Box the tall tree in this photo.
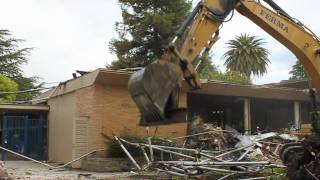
[0,29,39,101]
[289,60,307,81]
[0,30,32,77]
[223,34,270,77]
[109,0,191,69]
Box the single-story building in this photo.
[0,68,314,168]
[187,81,311,133]
[39,69,188,167]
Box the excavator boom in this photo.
[128,0,320,127]
[129,0,236,125]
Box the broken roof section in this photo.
[266,79,309,89]
[33,68,311,103]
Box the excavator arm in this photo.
[237,0,320,92]
[128,0,320,126]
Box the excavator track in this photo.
[280,138,320,179]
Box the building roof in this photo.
[34,68,311,102]
[31,88,55,104]
[194,80,309,101]
[0,104,49,111]
[266,79,310,89]
[32,69,132,101]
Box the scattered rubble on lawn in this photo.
[115,119,301,179]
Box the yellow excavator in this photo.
[128,0,320,178]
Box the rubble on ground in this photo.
[115,118,302,179]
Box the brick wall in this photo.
[75,85,105,151]
[101,85,187,140]
[75,84,188,152]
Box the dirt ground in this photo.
[3,161,134,179]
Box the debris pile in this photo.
[114,124,301,179]
[186,118,227,151]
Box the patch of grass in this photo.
[263,168,288,180]
[263,168,286,174]
[267,174,288,180]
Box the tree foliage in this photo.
[109,0,191,69]
[289,60,307,81]
[0,30,32,77]
[196,58,251,85]
[223,34,270,77]
[0,29,39,101]
[14,76,41,101]
[0,75,18,103]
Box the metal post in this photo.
[294,101,301,129]
[151,145,195,160]
[114,136,141,170]
[148,137,154,162]
[140,146,150,165]
[244,98,251,134]
[215,145,254,158]
[0,145,105,169]
[198,166,241,173]
[120,138,223,161]
[39,113,44,159]
[237,148,251,161]
[156,161,270,166]
[170,166,185,173]
[2,113,7,161]
[24,115,29,155]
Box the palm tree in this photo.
[223,34,270,77]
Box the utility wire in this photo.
[0,87,55,95]
[40,82,61,85]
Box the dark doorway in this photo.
[1,112,47,160]
[187,92,244,133]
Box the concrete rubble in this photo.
[116,122,301,179]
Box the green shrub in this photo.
[103,131,143,158]
[103,130,177,160]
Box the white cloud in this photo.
[0,0,318,84]
[0,0,121,83]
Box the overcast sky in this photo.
[0,0,319,85]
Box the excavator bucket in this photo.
[128,60,186,126]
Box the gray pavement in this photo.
[4,161,133,179]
